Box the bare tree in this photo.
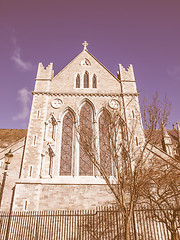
[76,93,174,240]
[142,159,180,240]
[141,92,171,144]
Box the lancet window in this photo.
[136,137,139,146]
[60,111,74,175]
[76,74,80,88]
[92,74,97,88]
[99,111,112,176]
[79,102,93,175]
[84,71,89,88]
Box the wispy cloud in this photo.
[167,64,180,80]
[13,88,31,121]
[11,37,34,71]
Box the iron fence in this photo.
[0,206,180,240]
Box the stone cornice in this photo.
[32,91,139,97]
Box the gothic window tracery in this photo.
[76,74,80,88]
[84,71,89,88]
[92,74,97,88]
[99,111,112,176]
[60,112,74,175]
[79,102,93,175]
[81,58,91,66]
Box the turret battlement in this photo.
[161,123,173,156]
[117,64,135,81]
[36,63,54,80]
[176,122,180,142]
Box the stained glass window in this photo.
[99,111,112,176]
[60,112,73,175]
[92,74,97,88]
[84,71,89,88]
[79,102,93,175]
[76,74,80,88]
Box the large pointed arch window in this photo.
[84,71,89,88]
[60,111,74,175]
[99,111,112,176]
[79,102,93,175]
[76,74,80,88]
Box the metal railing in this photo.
[0,206,179,240]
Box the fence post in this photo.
[132,209,137,240]
[34,213,39,240]
[5,211,11,240]
[5,185,16,240]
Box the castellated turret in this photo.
[176,122,180,156]
[35,63,54,92]
[117,64,144,148]
[176,122,180,143]
[117,64,137,94]
[36,63,54,80]
[118,64,135,81]
[161,123,173,157]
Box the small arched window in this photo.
[92,74,97,88]
[84,71,89,88]
[76,74,80,88]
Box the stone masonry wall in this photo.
[13,184,114,211]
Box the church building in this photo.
[0,42,179,211]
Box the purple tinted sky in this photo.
[0,0,179,129]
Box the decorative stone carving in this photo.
[82,41,88,50]
[51,98,63,109]
[81,58,91,66]
[109,99,120,109]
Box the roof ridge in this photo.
[85,49,120,82]
[52,49,120,82]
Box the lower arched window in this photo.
[99,111,112,176]
[79,102,93,175]
[60,112,74,175]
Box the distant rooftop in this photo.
[0,129,27,149]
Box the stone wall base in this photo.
[13,183,114,211]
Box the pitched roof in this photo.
[144,129,179,146]
[54,49,119,82]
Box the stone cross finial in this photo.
[82,41,88,50]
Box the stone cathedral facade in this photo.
[0,42,179,211]
[12,42,145,211]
